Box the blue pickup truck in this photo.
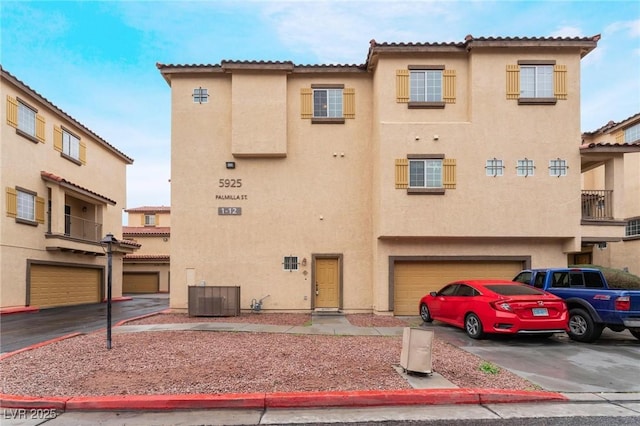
[512,268,640,343]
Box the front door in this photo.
[314,257,340,309]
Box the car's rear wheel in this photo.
[630,330,640,341]
[419,303,433,323]
[465,313,484,339]
[568,308,603,343]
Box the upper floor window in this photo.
[517,159,535,177]
[548,158,568,177]
[5,186,44,225]
[410,69,442,102]
[627,218,640,237]
[625,123,640,143]
[485,158,505,177]
[5,96,46,143]
[192,87,209,104]
[313,88,343,118]
[520,65,554,98]
[17,189,35,221]
[62,129,80,160]
[410,159,443,188]
[144,214,156,226]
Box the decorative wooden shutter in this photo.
[443,158,457,189]
[343,88,355,119]
[395,159,408,189]
[614,130,624,143]
[506,65,520,100]
[554,65,567,100]
[140,214,145,225]
[36,114,46,142]
[443,70,456,104]
[300,88,312,119]
[35,196,45,224]
[6,187,17,218]
[53,125,63,152]
[155,213,159,226]
[6,96,18,128]
[396,70,409,103]
[79,140,87,164]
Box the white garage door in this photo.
[393,261,524,315]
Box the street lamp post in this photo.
[100,233,118,350]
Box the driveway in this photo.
[0,294,169,354]
[416,319,640,392]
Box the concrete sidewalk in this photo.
[2,313,639,424]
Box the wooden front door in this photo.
[314,257,340,308]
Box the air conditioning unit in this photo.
[188,286,240,317]
[400,327,433,374]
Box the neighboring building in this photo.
[122,206,171,293]
[158,34,628,316]
[1,66,136,310]
[580,113,640,275]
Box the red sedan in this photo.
[419,280,568,339]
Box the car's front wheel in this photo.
[465,313,484,339]
[420,303,432,323]
[568,308,603,343]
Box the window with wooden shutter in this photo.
[36,114,46,142]
[6,96,18,128]
[6,187,17,218]
[300,88,312,119]
[506,65,520,100]
[79,140,87,165]
[35,196,45,224]
[443,158,456,189]
[614,130,624,143]
[343,88,355,119]
[54,125,63,152]
[395,156,456,193]
[396,69,410,103]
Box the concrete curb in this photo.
[0,389,567,411]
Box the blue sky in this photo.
[2,0,639,214]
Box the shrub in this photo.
[570,264,640,289]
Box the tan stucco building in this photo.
[1,66,135,310]
[580,113,640,275]
[158,34,635,316]
[122,206,171,293]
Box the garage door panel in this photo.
[394,261,523,316]
[123,273,159,294]
[30,265,102,308]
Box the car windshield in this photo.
[485,284,546,296]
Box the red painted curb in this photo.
[265,389,480,408]
[0,307,39,315]
[476,389,568,404]
[0,394,67,410]
[65,393,266,411]
[0,333,84,361]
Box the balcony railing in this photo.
[581,190,613,220]
[64,214,103,241]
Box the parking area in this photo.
[417,319,640,392]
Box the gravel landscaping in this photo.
[0,313,540,397]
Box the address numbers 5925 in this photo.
[219,179,242,188]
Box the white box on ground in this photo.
[400,327,433,374]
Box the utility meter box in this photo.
[400,327,433,374]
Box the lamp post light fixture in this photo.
[100,232,118,349]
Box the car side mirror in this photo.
[430,291,437,297]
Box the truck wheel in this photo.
[630,330,640,341]
[568,308,603,343]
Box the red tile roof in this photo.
[580,142,640,152]
[41,171,117,205]
[123,254,170,261]
[123,226,170,236]
[125,206,171,213]
[583,112,640,134]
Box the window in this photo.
[17,189,35,221]
[313,88,343,118]
[62,129,80,160]
[18,101,36,137]
[283,256,298,271]
[485,158,504,177]
[627,219,640,237]
[625,123,640,143]
[409,159,442,188]
[517,159,535,177]
[192,88,208,103]
[520,65,553,98]
[144,214,156,226]
[549,158,568,177]
[437,284,459,296]
[410,70,442,102]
